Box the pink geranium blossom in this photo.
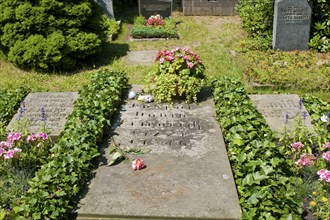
[4,150,15,159]
[323,142,330,149]
[0,147,5,156]
[295,153,317,166]
[26,134,37,143]
[36,132,48,141]
[186,61,194,69]
[291,142,304,151]
[317,169,330,182]
[0,141,12,149]
[7,132,22,142]
[322,151,330,162]
[132,158,146,170]
[159,57,165,64]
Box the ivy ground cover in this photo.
[1,70,128,219]
[212,77,330,219]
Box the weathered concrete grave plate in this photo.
[77,98,241,219]
[249,94,313,133]
[125,50,159,65]
[7,92,79,138]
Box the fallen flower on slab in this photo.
[132,158,146,170]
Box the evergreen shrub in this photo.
[0,0,115,71]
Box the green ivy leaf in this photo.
[108,152,124,166]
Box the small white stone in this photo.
[223,174,230,180]
[137,95,153,103]
[128,91,136,99]
[321,115,329,123]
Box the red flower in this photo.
[132,158,146,170]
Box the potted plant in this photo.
[145,47,205,103]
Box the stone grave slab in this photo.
[182,0,239,16]
[77,97,241,219]
[272,0,312,51]
[249,94,314,133]
[125,50,159,65]
[7,92,79,138]
[139,0,172,18]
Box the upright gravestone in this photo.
[272,0,312,51]
[139,0,173,18]
[7,92,79,139]
[94,0,114,18]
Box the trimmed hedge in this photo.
[11,70,128,219]
[212,77,303,219]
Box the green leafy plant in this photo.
[131,15,179,39]
[212,77,303,219]
[10,69,128,219]
[146,47,205,103]
[0,87,29,137]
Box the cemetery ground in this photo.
[0,9,330,220]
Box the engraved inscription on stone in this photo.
[272,0,311,51]
[139,0,172,18]
[112,101,215,157]
[279,5,310,24]
[7,92,79,137]
[249,94,314,133]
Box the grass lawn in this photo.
[0,9,329,101]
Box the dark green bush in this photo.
[10,69,128,219]
[0,0,115,71]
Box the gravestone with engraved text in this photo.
[139,0,172,18]
[7,92,79,138]
[272,0,312,51]
[77,94,241,219]
[249,94,313,134]
[182,0,239,16]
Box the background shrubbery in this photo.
[0,0,116,71]
[236,0,330,52]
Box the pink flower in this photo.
[26,134,37,143]
[322,151,330,162]
[317,169,330,182]
[159,57,165,64]
[132,158,146,170]
[7,132,22,142]
[4,150,15,159]
[0,141,12,149]
[36,132,48,140]
[186,61,194,69]
[323,142,330,149]
[183,55,189,61]
[165,55,174,61]
[291,142,304,151]
[0,147,5,156]
[295,153,317,166]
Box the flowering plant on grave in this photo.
[146,47,206,103]
[146,14,164,26]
